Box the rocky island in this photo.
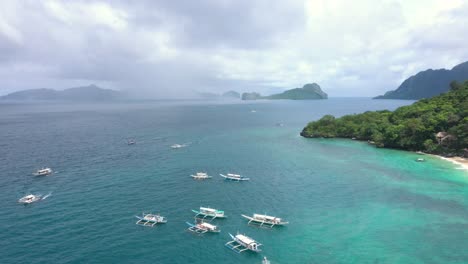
[301,81,468,157]
[242,83,328,100]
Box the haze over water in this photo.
[1,98,467,264]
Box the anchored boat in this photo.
[192,207,226,220]
[242,214,289,228]
[171,144,185,149]
[220,173,250,181]
[191,172,212,180]
[225,233,262,253]
[135,213,167,227]
[186,221,220,234]
[34,168,52,176]
[18,194,41,204]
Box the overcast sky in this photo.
[0,0,467,98]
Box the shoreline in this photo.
[435,155,468,172]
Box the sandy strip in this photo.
[438,156,468,172]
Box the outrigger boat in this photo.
[225,233,262,253]
[18,194,41,204]
[135,212,167,227]
[220,173,250,181]
[192,207,226,220]
[191,172,212,180]
[186,220,220,234]
[34,168,52,176]
[241,213,289,228]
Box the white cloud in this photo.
[0,0,467,97]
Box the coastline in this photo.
[435,155,468,172]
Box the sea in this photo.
[0,98,467,264]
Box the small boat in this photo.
[191,172,212,180]
[186,221,220,234]
[220,173,250,181]
[262,257,271,264]
[34,168,52,176]
[127,139,136,145]
[18,194,41,204]
[251,110,257,113]
[225,233,262,253]
[171,144,186,149]
[135,212,167,227]
[242,213,289,228]
[416,158,425,162]
[192,207,226,220]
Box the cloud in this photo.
[0,0,467,97]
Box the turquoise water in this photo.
[0,99,467,264]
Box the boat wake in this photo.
[42,192,52,200]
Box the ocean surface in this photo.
[0,98,467,264]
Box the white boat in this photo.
[18,194,41,204]
[192,207,226,220]
[225,233,262,253]
[416,158,426,162]
[242,213,289,227]
[127,139,136,145]
[186,221,220,234]
[262,257,271,264]
[34,168,52,176]
[220,173,250,181]
[171,144,185,149]
[135,212,167,227]
[191,172,212,180]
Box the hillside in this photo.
[302,81,468,156]
[374,61,468,99]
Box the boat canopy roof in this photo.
[201,222,216,229]
[236,234,256,245]
[254,214,279,221]
[200,207,216,212]
[227,173,241,177]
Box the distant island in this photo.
[241,83,328,100]
[197,90,241,99]
[374,61,468,100]
[301,81,468,157]
[0,84,122,101]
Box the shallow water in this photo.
[0,98,467,264]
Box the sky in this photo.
[0,0,467,98]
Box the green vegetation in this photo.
[301,81,468,156]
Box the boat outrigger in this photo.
[34,168,52,176]
[18,194,41,204]
[220,173,250,181]
[191,172,212,180]
[241,214,289,228]
[225,233,262,253]
[192,207,226,220]
[135,212,167,227]
[186,220,220,234]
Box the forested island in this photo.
[301,81,468,156]
[242,83,328,100]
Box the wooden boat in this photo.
[135,212,167,227]
[186,221,220,234]
[220,173,250,181]
[225,233,262,253]
[241,214,289,228]
[192,207,226,220]
[190,172,212,180]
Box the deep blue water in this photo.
[0,98,467,264]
